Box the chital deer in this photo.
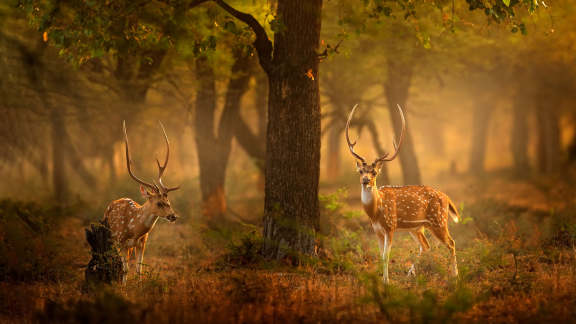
[103,121,180,279]
[346,104,460,283]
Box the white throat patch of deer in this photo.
[103,121,180,280]
[346,104,460,283]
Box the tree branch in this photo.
[211,0,273,74]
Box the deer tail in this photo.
[448,200,461,223]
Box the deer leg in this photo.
[379,231,393,284]
[431,226,458,278]
[119,248,129,285]
[135,234,149,275]
[407,231,422,276]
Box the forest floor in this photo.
[1,173,576,323]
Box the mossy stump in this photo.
[84,219,124,287]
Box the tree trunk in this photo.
[194,54,253,221]
[469,101,493,174]
[511,94,530,174]
[536,103,561,173]
[50,108,68,201]
[383,59,421,184]
[262,0,323,259]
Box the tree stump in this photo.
[84,219,124,287]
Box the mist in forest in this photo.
[1,0,576,323]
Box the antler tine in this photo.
[376,104,406,163]
[345,104,366,164]
[156,121,180,193]
[156,121,170,189]
[123,121,156,191]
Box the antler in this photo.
[156,121,180,193]
[375,104,406,163]
[123,121,157,191]
[345,104,367,164]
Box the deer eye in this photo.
[371,171,377,176]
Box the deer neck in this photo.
[138,201,160,231]
[361,183,379,218]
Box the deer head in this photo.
[123,121,180,222]
[345,104,405,188]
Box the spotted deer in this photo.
[346,104,460,283]
[103,121,180,279]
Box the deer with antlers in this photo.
[345,104,460,283]
[103,121,180,279]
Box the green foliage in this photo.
[361,273,476,323]
[546,204,576,248]
[317,189,369,274]
[221,231,264,268]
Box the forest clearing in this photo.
[1,0,576,323]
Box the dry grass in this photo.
[1,176,576,323]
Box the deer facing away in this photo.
[103,121,180,279]
[346,104,460,283]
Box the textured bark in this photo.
[511,95,530,174]
[262,0,323,259]
[469,102,493,174]
[194,54,252,221]
[383,59,421,184]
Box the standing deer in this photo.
[346,104,460,283]
[103,121,180,278]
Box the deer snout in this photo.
[361,177,370,185]
[167,214,177,222]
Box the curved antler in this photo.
[156,121,180,193]
[345,104,367,164]
[123,121,157,191]
[375,104,406,163]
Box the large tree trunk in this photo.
[262,0,323,259]
[194,54,253,221]
[469,101,493,174]
[383,59,421,184]
[536,103,561,173]
[511,94,530,174]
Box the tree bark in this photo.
[383,58,421,184]
[469,101,493,174]
[511,94,530,174]
[262,0,323,259]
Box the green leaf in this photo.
[502,0,511,7]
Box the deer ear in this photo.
[140,185,153,199]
